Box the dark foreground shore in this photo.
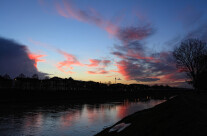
[95,92,207,136]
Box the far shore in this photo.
[0,88,190,104]
[95,92,207,136]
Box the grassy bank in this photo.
[95,92,207,136]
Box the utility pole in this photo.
[115,76,116,84]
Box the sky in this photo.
[1,0,207,87]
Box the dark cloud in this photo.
[114,41,144,54]
[117,25,154,43]
[112,23,186,83]
[0,37,47,78]
[112,51,125,59]
[116,51,180,82]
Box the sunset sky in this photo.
[1,0,207,87]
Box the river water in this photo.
[0,98,165,136]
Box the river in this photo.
[0,98,165,136]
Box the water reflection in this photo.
[0,98,165,136]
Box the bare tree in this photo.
[173,39,207,90]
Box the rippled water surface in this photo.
[0,99,165,136]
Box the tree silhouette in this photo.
[173,39,207,90]
[68,77,74,80]
[3,74,11,79]
[196,55,207,90]
[18,73,26,78]
[32,74,39,79]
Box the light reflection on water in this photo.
[0,99,165,136]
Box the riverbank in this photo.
[95,92,207,136]
[0,89,189,104]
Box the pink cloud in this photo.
[87,69,109,75]
[40,0,152,39]
[102,60,111,67]
[62,0,84,21]
[159,71,186,82]
[56,50,83,74]
[126,49,155,62]
[56,3,69,18]
[86,59,111,75]
[104,22,118,36]
[27,53,46,69]
[85,59,101,67]
[114,50,186,84]
[116,60,161,82]
[116,60,137,80]
[54,0,118,36]
[29,39,113,74]
[85,59,111,67]
[29,39,82,73]
[38,1,186,85]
